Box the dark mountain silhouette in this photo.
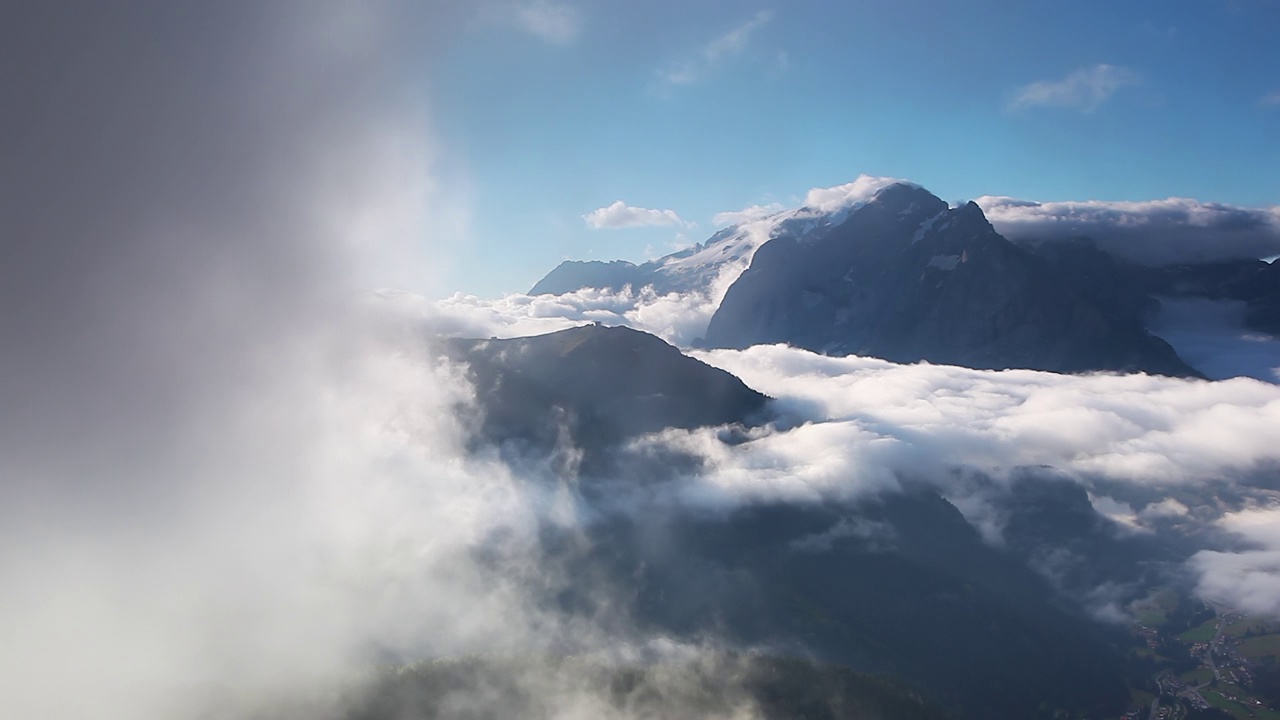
[443,323,769,457]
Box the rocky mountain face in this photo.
[703,184,1199,376]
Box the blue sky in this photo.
[424,0,1280,297]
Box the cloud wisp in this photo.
[584,200,688,229]
[509,0,582,44]
[713,203,785,227]
[661,10,773,86]
[1007,64,1139,113]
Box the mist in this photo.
[0,3,600,718]
[0,5,844,718]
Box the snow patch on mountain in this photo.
[912,212,946,244]
[928,254,961,271]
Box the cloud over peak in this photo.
[584,201,687,229]
[802,174,916,213]
[1008,64,1139,113]
[712,203,784,227]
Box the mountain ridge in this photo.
[525,179,1280,378]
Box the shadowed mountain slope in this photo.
[443,323,769,454]
[704,184,1199,376]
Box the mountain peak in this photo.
[864,183,950,223]
[870,181,934,203]
[444,324,769,454]
[705,186,1200,376]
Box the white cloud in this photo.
[712,203,784,227]
[1192,507,1280,616]
[510,0,582,44]
[661,10,773,86]
[802,174,915,213]
[1007,64,1139,113]
[977,194,1280,265]
[1262,90,1280,107]
[690,345,1280,492]
[1140,498,1190,520]
[584,200,687,229]
[392,284,721,348]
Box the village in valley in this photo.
[1124,593,1280,720]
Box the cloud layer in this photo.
[690,346,1280,495]
[668,345,1280,615]
[978,195,1280,265]
[402,284,719,347]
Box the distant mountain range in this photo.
[530,182,1279,378]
